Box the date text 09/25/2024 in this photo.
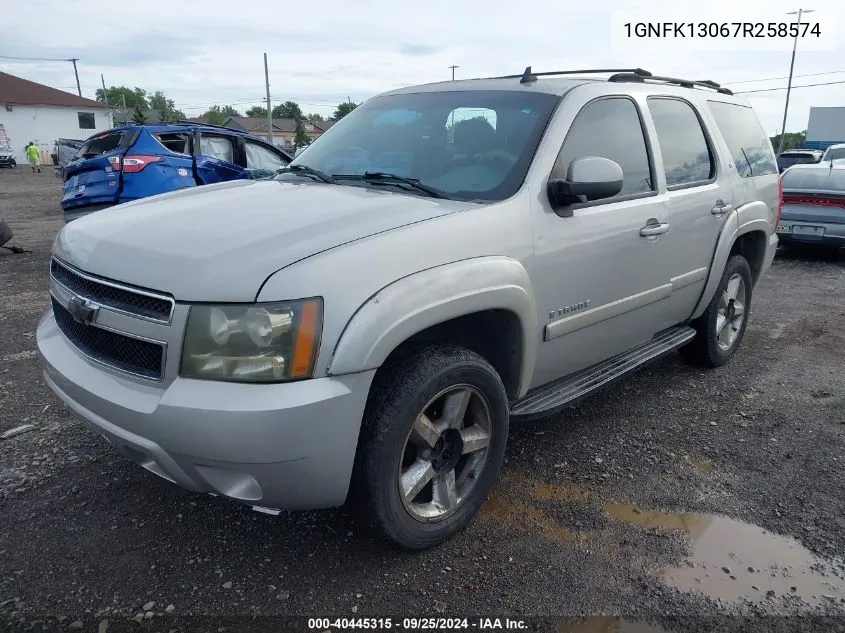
[307,618,527,630]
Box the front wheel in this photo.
[681,254,753,367]
[356,344,509,549]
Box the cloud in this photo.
[1,0,842,129]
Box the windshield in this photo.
[777,153,817,170]
[781,166,845,192]
[279,90,560,201]
[823,147,845,162]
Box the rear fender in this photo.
[328,257,538,399]
[690,200,771,320]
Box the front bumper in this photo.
[37,310,376,510]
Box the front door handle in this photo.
[640,221,670,237]
[711,200,734,215]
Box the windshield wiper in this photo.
[334,172,450,199]
[276,164,336,184]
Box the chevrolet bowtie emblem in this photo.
[67,296,98,325]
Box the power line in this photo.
[0,54,75,62]
[735,79,845,94]
[724,69,845,85]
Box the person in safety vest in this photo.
[25,142,41,173]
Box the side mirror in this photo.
[547,156,624,215]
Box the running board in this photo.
[510,326,696,420]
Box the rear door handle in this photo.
[711,200,734,215]
[640,222,670,236]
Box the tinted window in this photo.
[707,101,777,178]
[552,98,653,197]
[781,167,845,192]
[648,98,714,187]
[283,90,559,202]
[78,112,95,129]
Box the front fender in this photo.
[328,257,538,398]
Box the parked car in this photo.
[776,148,823,172]
[53,138,85,178]
[820,143,845,163]
[60,123,291,221]
[38,67,779,549]
[0,140,15,167]
[776,160,845,248]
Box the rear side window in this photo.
[552,97,653,197]
[78,132,123,158]
[648,98,714,187]
[781,167,845,192]
[200,135,234,163]
[707,101,777,178]
[154,133,190,155]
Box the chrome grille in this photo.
[50,258,174,323]
[51,297,165,380]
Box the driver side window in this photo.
[552,98,654,198]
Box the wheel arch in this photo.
[328,257,537,400]
[690,204,770,321]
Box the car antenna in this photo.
[520,66,536,84]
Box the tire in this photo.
[356,344,509,550]
[681,255,753,367]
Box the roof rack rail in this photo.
[169,120,242,130]
[496,66,653,84]
[607,72,733,95]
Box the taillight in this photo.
[108,155,162,173]
[776,177,783,228]
[121,155,162,173]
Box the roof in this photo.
[382,68,749,104]
[0,71,109,109]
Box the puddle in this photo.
[509,472,597,503]
[557,617,673,633]
[605,503,845,605]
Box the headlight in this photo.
[180,299,322,383]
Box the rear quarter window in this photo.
[154,133,190,155]
[707,101,777,178]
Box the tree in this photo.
[770,130,806,153]
[96,85,149,110]
[307,113,324,124]
[131,104,147,124]
[221,105,242,118]
[272,101,303,120]
[149,90,179,122]
[294,119,310,148]
[246,105,267,118]
[200,105,227,126]
[333,101,357,121]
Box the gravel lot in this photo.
[1,168,844,633]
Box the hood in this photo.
[54,180,474,301]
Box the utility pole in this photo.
[264,53,273,145]
[122,93,127,126]
[69,58,81,97]
[100,74,107,103]
[777,8,815,155]
[449,65,459,81]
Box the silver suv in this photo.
[37,67,780,549]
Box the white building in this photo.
[0,71,113,162]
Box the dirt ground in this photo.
[1,167,845,633]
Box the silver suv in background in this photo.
[37,67,780,549]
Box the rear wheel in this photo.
[681,255,753,367]
[356,344,509,549]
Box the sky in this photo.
[2,0,843,136]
